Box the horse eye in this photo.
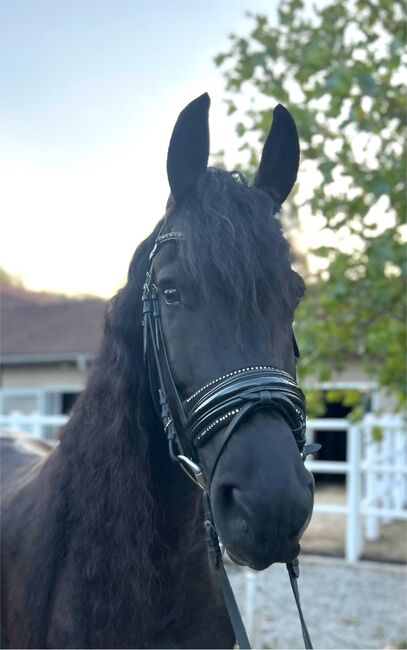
[163,288,181,305]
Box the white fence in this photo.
[306,414,407,561]
[1,411,406,561]
[0,411,68,439]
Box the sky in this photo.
[1,0,314,298]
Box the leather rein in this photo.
[142,229,318,649]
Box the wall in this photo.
[1,363,87,390]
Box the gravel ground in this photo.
[226,555,407,650]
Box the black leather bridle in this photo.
[142,228,318,649]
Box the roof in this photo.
[1,285,106,364]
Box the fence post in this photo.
[394,419,406,510]
[9,411,21,433]
[244,569,259,648]
[31,412,42,438]
[38,390,47,439]
[346,423,363,561]
[381,416,393,524]
[365,414,380,540]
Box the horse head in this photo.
[144,93,314,570]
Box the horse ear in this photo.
[254,104,300,205]
[167,93,210,203]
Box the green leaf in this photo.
[372,426,384,442]
[356,72,379,97]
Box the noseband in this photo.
[142,228,317,649]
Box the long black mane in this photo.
[20,168,304,648]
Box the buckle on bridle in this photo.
[177,455,208,490]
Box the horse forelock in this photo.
[166,168,305,341]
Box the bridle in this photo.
[142,228,319,649]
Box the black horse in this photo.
[1,93,314,649]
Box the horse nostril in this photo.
[216,484,250,536]
[240,518,249,538]
[217,483,238,511]
[216,483,243,519]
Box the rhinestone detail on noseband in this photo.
[196,408,241,442]
[187,366,307,451]
[185,365,285,404]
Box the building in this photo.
[1,284,106,438]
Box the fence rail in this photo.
[0,412,68,439]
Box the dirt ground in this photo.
[301,484,407,563]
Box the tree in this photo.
[0,266,25,288]
[215,0,406,410]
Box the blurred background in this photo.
[1,1,406,648]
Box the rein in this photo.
[142,229,318,649]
